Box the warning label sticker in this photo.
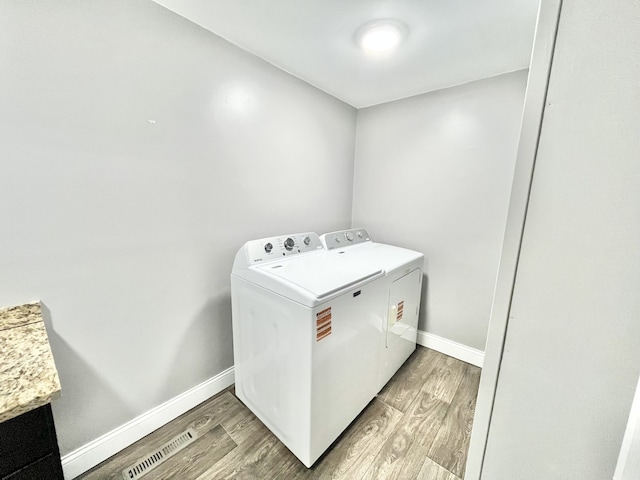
[396,301,404,322]
[316,307,332,341]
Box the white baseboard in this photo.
[417,330,484,368]
[61,366,235,480]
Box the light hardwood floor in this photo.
[78,347,480,480]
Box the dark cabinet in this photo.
[0,404,63,480]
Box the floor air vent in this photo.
[121,428,198,479]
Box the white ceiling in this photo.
[152,0,540,108]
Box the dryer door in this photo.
[386,268,422,348]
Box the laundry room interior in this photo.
[1,1,639,480]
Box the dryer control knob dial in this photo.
[303,236,311,246]
[334,235,340,243]
[345,232,354,242]
[264,242,273,253]
[284,238,295,251]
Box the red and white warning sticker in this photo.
[316,307,332,341]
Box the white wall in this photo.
[0,0,355,457]
[481,1,640,478]
[352,71,527,351]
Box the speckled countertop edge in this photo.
[0,302,62,423]
[0,301,43,331]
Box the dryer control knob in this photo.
[284,238,295,251]
[345,232,354,242]
[303,236,311,246]
[334,235,340,243]
[264,242,273,253]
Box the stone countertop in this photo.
[0,302,61,423]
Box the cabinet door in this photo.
[4,453,64,480]
[0,405,63,480]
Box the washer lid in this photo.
[251,252,383,305]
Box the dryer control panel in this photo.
[321,228,372,250]
[245,232,323,264]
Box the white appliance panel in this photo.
[387,268,422,348]
[379,267,422,388]
[231,276,311,449]
[319,228,424,391]
[309,277,385,461]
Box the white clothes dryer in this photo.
[320,228,424,391]
[231,232,386,467]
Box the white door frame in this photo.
[614,373,640,480]
[463,1,563,478]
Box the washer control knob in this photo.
[357,231,363,238]
[345,232,354,242]
[264,242,273,253]
[334,235,340,243]
[303,236,311,246]
[284,238,295,251]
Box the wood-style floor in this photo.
[78,347,480,480]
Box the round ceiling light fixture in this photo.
[356,19,408,56]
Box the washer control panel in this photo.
[246,232,323,264]
[321,228,372,250]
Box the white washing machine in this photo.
[230,232,386,467]
[320,228,424,391]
